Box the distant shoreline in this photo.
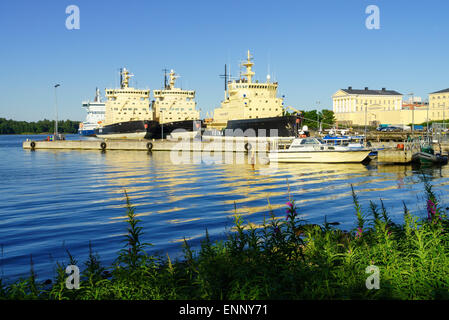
[0,133,77,135]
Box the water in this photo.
[1,134,449,282]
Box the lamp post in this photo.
[408,92,414,134]
[316,100,320,132]
[160,110,164,139]
[364,102,368,139]
[443,102,446,131]
[54,84,60,138]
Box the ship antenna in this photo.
[219,64,231,99]
[219,64,228,92]
[119,68,123,88]
[162,68,169,89]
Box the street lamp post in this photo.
[408,92,415,135]
[443,103,446,131]
[161,110,164,140]
[54,84,60,138]
[364,102,368,139]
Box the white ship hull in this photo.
[269,150,371,163]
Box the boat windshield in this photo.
[300,138,324,145]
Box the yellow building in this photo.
[104,68,151,125]
[211,51,284,128]
[151,69,200,123]
[429,88,449,120]
[333,87,447,126]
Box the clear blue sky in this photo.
[0,0,448,121]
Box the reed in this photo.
[1,181,449,300]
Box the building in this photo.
[332,86,445,127]
[211,50,284,128]
[429,88,449,121]
[104,68,151,125]
[151,69,200,123]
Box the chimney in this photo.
[364,87,369,91]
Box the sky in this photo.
[0,0,448,121]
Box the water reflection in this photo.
[3,134,449,280]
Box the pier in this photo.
[22,136,449,165]
[22,137,288,153]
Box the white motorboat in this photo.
[268,137,371,163]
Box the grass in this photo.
[1,179,449,300]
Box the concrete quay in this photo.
[22,136,286,153]
[22,136,449,165]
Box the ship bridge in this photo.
[211,50,284,128]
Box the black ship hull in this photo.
[157,120,203,139]
[94,120,160,139]
[222,115,301,137]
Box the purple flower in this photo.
[427,199,437,220]
[356,227,363,238]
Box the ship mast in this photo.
[162,68,169,89]
[169,69,179,89]
[120,68,133,89]
[242,50,255,83]
[219,64,229,100]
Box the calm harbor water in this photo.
[1,134,449,282]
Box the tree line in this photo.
[0,118,80,134]
[283,109,336,130]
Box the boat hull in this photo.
[225,116,301,137]
[94,120,160,140]
[412,152,448,165]
[269,150,371,163]
[159,120,203,139]
[78,129,96,137]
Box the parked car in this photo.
[381,126,402,132]
[377,125,389,131]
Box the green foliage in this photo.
[282,109,336,130]
[0,118,80,134]
[2,183,449,300]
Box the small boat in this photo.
[322,135,382,157]
[412,145,448,165]
[268,137,372,163]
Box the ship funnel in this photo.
[94,87,101,102]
